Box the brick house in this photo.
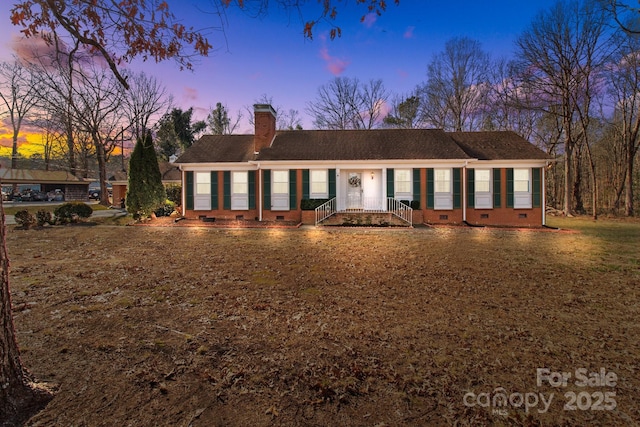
[175,104,551,227]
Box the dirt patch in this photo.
[7,223,640,426]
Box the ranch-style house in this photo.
[174,104,551,227]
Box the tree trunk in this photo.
[564,145,573,216]
[97,143,110,206]
[626,151,634,216]
[0,199,54,424]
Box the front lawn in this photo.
[7,218,639,426]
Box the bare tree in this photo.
[123,71,172,141]
[307,77,388,130]
[606,30,640,216]
[208,102,242,134]
[0,60,42,169]
[514,0,608,216]
[245,94,301,130]
[419,37,491,132]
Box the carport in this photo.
[0,168,91,201]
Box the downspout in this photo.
[462,161,467,222]
[257,162,262,221]
[180,167,186,216]
[542,164,547,226]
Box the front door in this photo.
[346,172,362,209]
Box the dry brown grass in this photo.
[7,217,640,426]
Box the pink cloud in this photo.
[396,69,409,79]
[404,26,415,39]
[362,13,377,28]
[319,47,349,76]
[183,87,198,101]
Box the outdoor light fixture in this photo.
[371,171,375,180]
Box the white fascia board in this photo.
[256,159,472,169]
[177,162,259,172]
[467,159,550,168]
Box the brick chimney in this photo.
[253,104,276,154]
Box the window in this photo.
[435,169,451,193]
[513,168,532,209]
[434,168,453,210]
[231,171,248,210]
[271,170,289,210]
[395,169,411,194]
[310,170,328,197]
[474,169,492,209]
[475,169,491,193]
[514,169,530,192]
[196,172,210,195]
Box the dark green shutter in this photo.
[453,168,462,209]
[493,168,501,208]
[412,168,421,203]
[210,171,218,209]
[302,169,310,199]
[328,169,336,198]
[223,171,231,210]
[387,168,394,198]
[467,168,475,208]
[186,171,194,210]
[506,168,514,208]
[532,168,541,208]
[263,169,271,210]
[426,168,434,209]
[248,171,256,209]
[289,169,297,210]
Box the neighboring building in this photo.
[110,162,181,207]
[175,104,551,227]
[0,168,90,201]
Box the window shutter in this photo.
[248,171,256,209]
[328,169,336,198]
[506,168,514,208]
[263,169,271,210]
[493,168,501,208]
[223,171,231,210]
[453,168,462,209]
[412,168,421,203]
[426,168,434,209]
[467,168,475,208]
[532,167,541,208]
[302,169,310,199]
[387,168,394,198]
[210,171,218,210]
[289,169,297,210]
[186,171,194,210]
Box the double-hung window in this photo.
[474,169,492,209]
[310,170,328,198]
[194,172,211,210]
[394,169,411,199]
[271,170,289,210]
[513,168,532,208]
[231,171,248,210]
[434,168,453,209]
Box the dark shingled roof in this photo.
[175,135,255,163]
[449,131,550,160]
[257,129,471,161]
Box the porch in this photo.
[315,197,413,226]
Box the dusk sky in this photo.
[1,0,559,154]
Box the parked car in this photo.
[88,189,101,200]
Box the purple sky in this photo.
[2,0,559,133]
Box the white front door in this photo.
[346,172,362,209]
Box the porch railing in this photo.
[315,198,337,225]
[315,197,412,226]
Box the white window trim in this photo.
[231,171,249,210]
[394,169,412,200]
[474,169,492,209]
[513,168,532,209]
[194,172,211,211]
[310,169,328,199]
[271,170,290,211]
[434,168,453,210]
